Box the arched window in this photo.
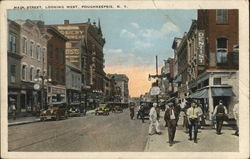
[216,37,228,64]
[21,64,27,81]
[30,67,34,81]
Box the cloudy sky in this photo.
[8,10,197,97]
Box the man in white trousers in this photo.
[149,103,161,135]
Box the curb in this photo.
[8,119,41,127]
[144,136,151,151]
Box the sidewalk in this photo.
[144,111,239,152]
[8,110,96,126]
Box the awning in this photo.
[189,89,208,99]
[173,75,182,83]
[212,87,235,97]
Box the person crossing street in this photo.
[149,103,161,135]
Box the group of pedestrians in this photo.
[145,99,239,147]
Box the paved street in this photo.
[8,109,149,152]
[8,109,239,152]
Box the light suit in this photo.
[149,106,161,134]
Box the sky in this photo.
[8,9,197,97]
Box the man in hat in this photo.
[165,102,179,146]
[149,103,161,135]
[213,100,228,135]
[187,102,200,143]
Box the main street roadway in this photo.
[8,109,149,152]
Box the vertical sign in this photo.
[197,30,205,65]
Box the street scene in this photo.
[7,9,239,152]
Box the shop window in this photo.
[216,10,228,24]
[213,78,221,85]
[216,38,228,64]
[8,33,17,53]
[10,64,16,83]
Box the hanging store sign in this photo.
[150,86,160,96]
[197,30,205,65]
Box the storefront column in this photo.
[208,87,214,120]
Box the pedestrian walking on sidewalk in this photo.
[187,102,199,143]
[129,105,135,120]
[213,100,228,135]
[11,102,16,120]
[149,103,161,135]
[164,103,170,127]
[233,101,239,136]
[165,102,178,146]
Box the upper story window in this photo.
[10,64,16,83]
[21,36,27,54]
[216,10,228,24]
[30,41,34,57]
[216,37,228,64]
[21,64,27,81]
[30,67,34,81]
[213,78,222,85]
[36,45,40,60]
[8,34,17,53]
[42,48,46,62]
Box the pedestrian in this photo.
[10,102,16,120]
[165,102,179,146]
[196,104,204,129]
[182,101,190,133]
[213,100,228,135]
[129,104,135,120]
[164,103,170,127]
[233,101,239,136]
[149,103,161,135]
[187,102,199,143]
[137,103,145,123]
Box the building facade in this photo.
[46,26,68,105]
[15,20,48,113]
[108,74,129,103]
[8,20,23,114]
[66,61,82,109]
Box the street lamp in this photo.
[34,74,51,110]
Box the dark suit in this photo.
[164,107,179,145]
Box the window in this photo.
[232,52,239,65]
[30,67,34,81]
[10,65,16,83]
[36,69,40,77]
[21,37,27,54]
[213,78,221,85]
[21,65,27,80]
[216,38,228,64]
[48,65,52,79]
[30,41,34,57]
[8,34,16,53]
[42,48,46,62]
[216,10,228,24]
[36,45,40,60]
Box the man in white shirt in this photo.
[149,103,161,135]
[187,102,200,143]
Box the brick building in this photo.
[51,19,106,108]
[188,9,239,119]
[46,26,68,104]
[15,20,48,113]
[8,20,22,115]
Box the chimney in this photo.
[64,20,69,25]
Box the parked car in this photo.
[68,107,81,117]
[95,103,109,116]
[40,102,68,121]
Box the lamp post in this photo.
[34,74,51,110]
[148,56,168,106]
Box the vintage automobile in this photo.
[68,107,81,117]
[95,104,110,116]
[40,102,68,121]
[137,102,153,120]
